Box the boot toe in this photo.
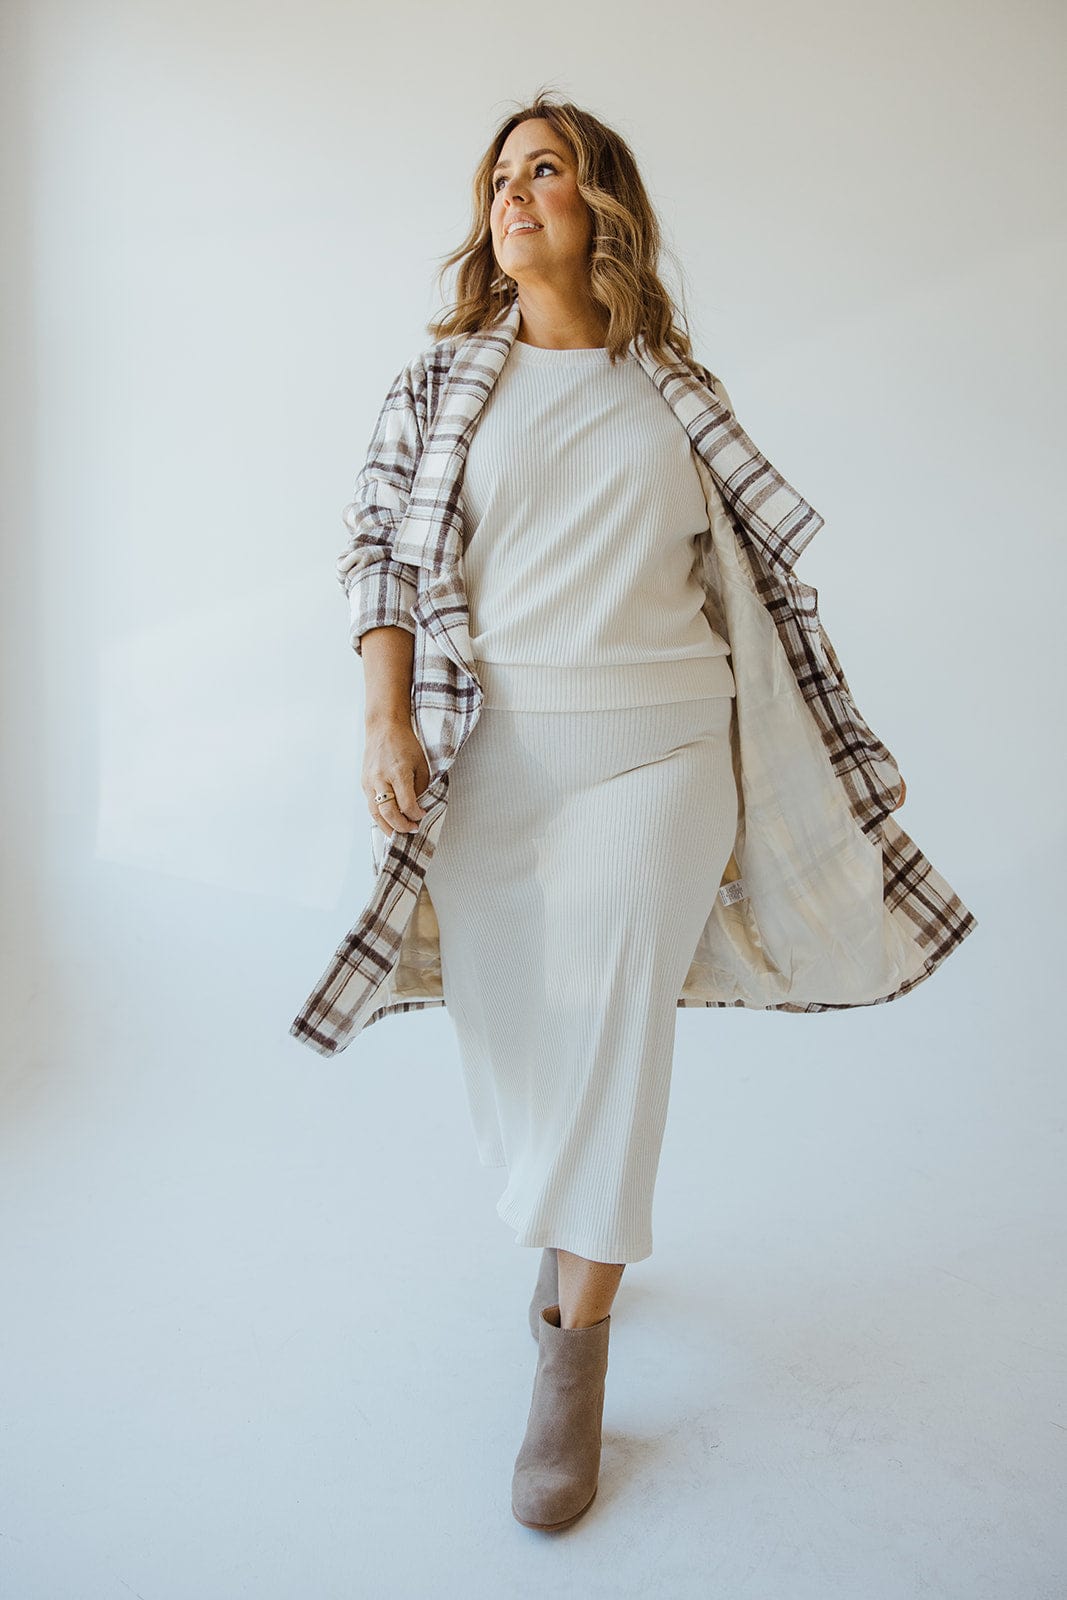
[512,1472,598,1530]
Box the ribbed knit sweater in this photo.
[458,337,735,711]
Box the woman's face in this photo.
[489,118,593,290]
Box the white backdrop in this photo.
[2,1,1064,1596]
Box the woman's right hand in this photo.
[363,715,431,836]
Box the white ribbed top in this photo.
[459,337,735,710]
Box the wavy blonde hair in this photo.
[427,86,702,370]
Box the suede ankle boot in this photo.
[528,1247,559,1341]
[511,1303,611,1531]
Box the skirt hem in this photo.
[495,1194,653,1266]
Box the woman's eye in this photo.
[493,161,556,193]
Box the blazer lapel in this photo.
[390,301,521,575]
[630,341,826,573]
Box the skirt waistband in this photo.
[474,654,736,711]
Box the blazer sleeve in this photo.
[337,361,424,657]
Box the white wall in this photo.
[2,1,1064,1595]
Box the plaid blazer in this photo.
[290,295,977,1057]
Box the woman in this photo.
[297,91,976,1533]
[368,94,730,1531]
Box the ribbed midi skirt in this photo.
[422,693,739,1265]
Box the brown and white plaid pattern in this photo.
[290,297,977,1056]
